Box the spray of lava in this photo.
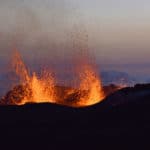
[12,50,56,105]
[1,49,105,107]
[78,63,104,106]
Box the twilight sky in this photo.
[0,0,150,78]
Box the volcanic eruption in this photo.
[9,50,57,105]
[1,49,105,107]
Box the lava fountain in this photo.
[78,63,104,106]
[11,50,56,105]
[1,50,105,107]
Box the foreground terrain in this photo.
[0,84,150,149]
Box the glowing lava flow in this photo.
[12,50,56,105]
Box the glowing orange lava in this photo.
[77,63,105,106]
[12,50,56,105]
[3,50,105,107]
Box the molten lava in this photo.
[78,64,104,106]
[1,50,105,107]
[12,50,30,83]
[12,50,56,105]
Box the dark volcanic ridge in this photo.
[0,83,150,149]
[1,83,150,109]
